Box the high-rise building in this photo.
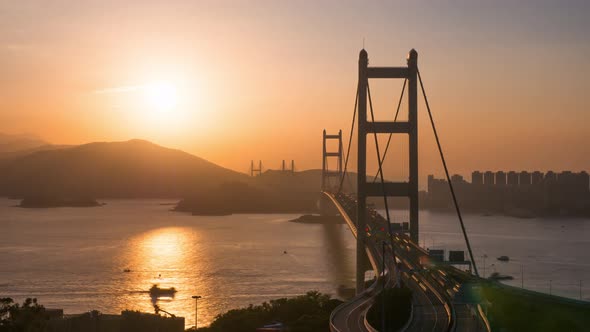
[519,171,531,186]
[558,171,575,185]
[545,171,557,183]
[507,171,518,186]
[532,171,544,185]
[495,171,507,186]
[451,174,464,184]
[484,171,494,185]
[579,171,590,193]
[471,171,483,185]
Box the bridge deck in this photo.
[325,192,489,332]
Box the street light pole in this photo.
[192,295,201,330]
[381,241,386,332]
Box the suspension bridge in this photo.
[321,49,490,332]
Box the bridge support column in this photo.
[408,50,419,244]
[356,50,369,294]
[355,49,420,294]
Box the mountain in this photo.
[0,133,48,153]
[0,143,72,160]
[0,139,249,198]
[174,169,360,215]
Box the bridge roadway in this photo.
[325,192,488,332]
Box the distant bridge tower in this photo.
[321,129,343,191]
[281,160,295,173]
[356,49,419,292]
[250,160,262,177]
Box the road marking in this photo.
[418,282,428,292]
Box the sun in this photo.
[143,81,179,112]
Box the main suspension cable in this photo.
[417,69,479,277]
[372,78,407,183]
[338,82,360,193]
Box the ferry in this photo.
[149,284,177,297]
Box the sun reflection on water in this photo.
[120,227,209,328]
[140,227,188,271]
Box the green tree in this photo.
[188,291,342,332]
[0,298,48,332]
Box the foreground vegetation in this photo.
[1,298,47,332]
[481,282,590,332]
[366,286,412,332]
[2,291,341,332]
[187,291,342,332]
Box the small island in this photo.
[19,196,103,208]
[288,214,344,224]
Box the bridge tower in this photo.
[281,160,295,173]
[250,160,262,177]
[356,49,419,293]
[321,129,343,191]
[319,130,343,215]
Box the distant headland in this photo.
[18,196,103,208]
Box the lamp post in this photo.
[381,240,386,332]
[192,295,201,330]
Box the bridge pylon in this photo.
[321,129,343,191]
[281,160,295,173]
[250,160,262,177]
[355,49,419,293]
[320,130,343,215]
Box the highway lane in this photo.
[327,192,396,332]
[398,257,450,332]
[327,192,491,331]
[327,192,451,332]
[327,192,491,332]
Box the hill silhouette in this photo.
[0,132,48,153]
[174,169,360,215]
[0,139,248,198]
[0,143,72,160]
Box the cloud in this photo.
[93,84,147,94]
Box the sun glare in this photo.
[144,81,179,112]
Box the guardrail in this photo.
[329,295,354,332]
[477,304,491,332]
[329,275,380,332]
[369,283,414,332]
[363,312,379,332]
[326,191,453,332]
[325,191,375,332]
[394,250,453,332]
[398,303,414,332]
[420,273,453,332]
[326,192,393,332]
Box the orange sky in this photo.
[1,1,589,181]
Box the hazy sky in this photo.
[1,0,589,180]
